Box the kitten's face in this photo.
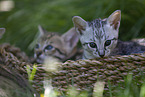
[72,10,121,59]
[35,34,66,63]
[34,26,79,63]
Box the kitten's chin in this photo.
[35,54,45,63]
[36,58,44,64]
[93,50,111,58]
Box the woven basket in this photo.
[0,43,145,95]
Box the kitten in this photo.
[34,25,79,63]
[110,40,145,56]
[72,10,121,59]
[72,10,145,59]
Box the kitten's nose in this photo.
[99,54,104,58]
[37,51,42,57]
[98,50,105,58]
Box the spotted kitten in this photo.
[34,25,79,63]
[72,10,121,59]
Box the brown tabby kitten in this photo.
[34,25,79,63]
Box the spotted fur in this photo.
[72,10,121,59]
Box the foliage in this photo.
[113,74,145,97]
[39,76,145,97]
[26,64,37,83]
[0,0,145,56]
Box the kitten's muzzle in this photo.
[36,51,42,57]
[98,50,105,58]
[35,51,45,63]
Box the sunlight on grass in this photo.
[140,83,145,97]
[93,81,105,97]
[43,79,58,97]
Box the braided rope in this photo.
[0,44,145,95]
[49,54,145,92]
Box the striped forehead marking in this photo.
[41,33,56,41]
[88,19,107,41]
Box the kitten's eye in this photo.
[89,42,97,48]
[35,44,39,49]
[105,40,111,46]
[44,45,53,50]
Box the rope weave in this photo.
[50,54,145,93]
[0,44,145,95]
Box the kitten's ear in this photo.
[61,27,79,49]
[72,16,87,35]
[0,28,5,38]
[38,25,48,37]
[107,10,121,30]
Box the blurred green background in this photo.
[0,0,145,56]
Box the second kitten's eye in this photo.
[89,42,97,48]
[45,45,53,50]
[105,40,111,46]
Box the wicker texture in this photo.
[50,54,145,92]
[0,44,29,78]
[0,43,145,95]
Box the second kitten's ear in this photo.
[72,16,88,35]
[0,28,5,38]
[61,27,79,49]
[38,25,48,37]
[107,10,121,30]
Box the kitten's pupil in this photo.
[35,44,39,49]
[45,45,53,50]
[89,42,97,48]
[105,40,111,46]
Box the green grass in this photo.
[113,74,145,97]
[26,64,37,83]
